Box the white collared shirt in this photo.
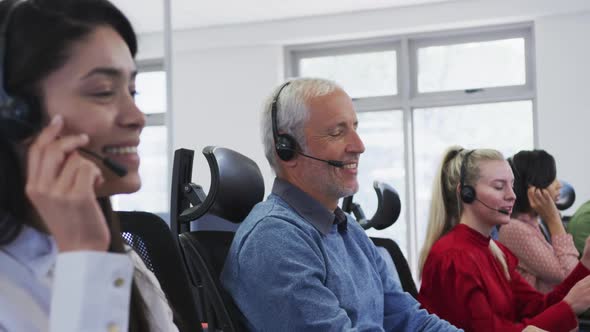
[0,226,178,332]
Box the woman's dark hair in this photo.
[0,0,151,331]
[509,149,557,214]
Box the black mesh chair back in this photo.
[172,146,264,332]
[370,237,418,298]
[117,211,202,332]
[580,318,590,331]
[179,231,246,332]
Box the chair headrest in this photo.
[179,146,265,224]
[369,181,402,230]
[342,181,401,230]
[556,180,575,211]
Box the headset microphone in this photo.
[299,152,344,168]
[0,109,129,178]
[278,145,344,168]
[78,148,128,177]
[475,198,510,215]
[0,116,129,178]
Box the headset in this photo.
[459,150,477,204]
[271,81,297,162]
[459,149,509,215]
[270,81,345,168]
[0,0,127,177]
[0,0,37,141]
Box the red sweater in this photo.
[418,224,588,332]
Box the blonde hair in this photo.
[418,146,510,280]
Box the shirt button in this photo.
[107,323,120,332]
[114,277,125,288]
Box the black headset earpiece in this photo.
[275,134,297,161]
[460,149,477,204]
[271,81,298,161]
[0,0,36,142]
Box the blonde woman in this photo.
[418,147,590,332]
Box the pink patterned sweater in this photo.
[498,214,579,293]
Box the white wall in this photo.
[137,0,590,208]
[535,11,590,213]
[171,46,283,191]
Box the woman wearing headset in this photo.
[0,0,177,331]
[418,146,590,332]
[498,150,578,293]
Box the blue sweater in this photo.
[221,178,460,331]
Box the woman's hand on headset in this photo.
[527,186,564,236]
[25,115,110,252]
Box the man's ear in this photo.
[280,156,298,169]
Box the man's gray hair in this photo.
[261,78,342,174]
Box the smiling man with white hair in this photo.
[221,77,461,331]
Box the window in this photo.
[299,50,398,98]
[417,38,526,92]
[288,24,535,274]
[354,110,407,255]
[112,66,169,221]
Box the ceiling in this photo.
[111,0,453,33]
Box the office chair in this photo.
[370,236,418,298]
[117,211,202,332]
[557,180,576,226]
[556,180,576,212]
[171,146,265,332]
[342,182,418,298]
[343,181,401,231]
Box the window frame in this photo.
[287,39,403,112]
[136,59,167,127]
[409,25,536,107]
[111,60,170,219]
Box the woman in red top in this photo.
[418,146,590,332]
